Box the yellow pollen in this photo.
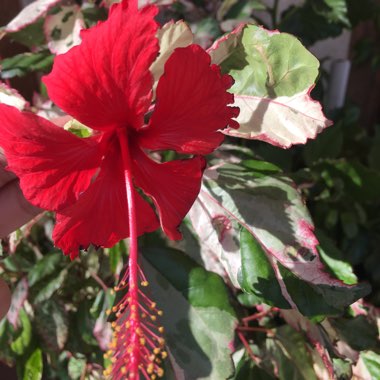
[158,327,164,333]
[158,338,165,346]
[115,326,121,332]
[125,321,130,328]
[140,338,146,345]
[151,315,157,321]
[131,305,137,312]
[112,306,118,312]
[142,313,147,318]
[155,358,162,364]
[150,302,157,309]
[129,372,136,379]
[136,327,142,335]
[106,309,111,316]
[151,376,157,380]
[161,351,167,359]
[121,367,127,375]
[157,310,163,316]
[111,322,117,328]
[141,281,149,287]
[153,348,160,355]
[110,289,115,295]
[147,364,154,374]
[157,368,164,377]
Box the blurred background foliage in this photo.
[0,0,380,379]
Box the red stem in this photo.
[118,129,140,379]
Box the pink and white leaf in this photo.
[3,0,62,33]
[190,164,360,290]
[225,90,333,148]
[0,82,27,110]
[7,277,28,329]
[209,24,331,148]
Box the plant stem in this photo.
[118,128,140,379]
[271,0,279,29]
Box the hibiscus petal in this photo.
[43,1,159,131]
[53,144,159,258]
[131,146,206,240]
[138,44,239,155]
[0,104,102,211]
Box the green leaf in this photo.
[279,2,345,46]
[275,325,318,380]
[360,351,380,379]
[218,25,319,98]
[143,247,237,380]
[28,253,62,287]
[331,316,379,351]
[232,348,275,380]
[32,268,68,304]
[316,230,358,285]
[23,348,43,380]
[1,51,54,79]
[320,0,350,25]
[303,124,343,165]
[68,355,86,380]
[10,309,32,355]
[333,358,352,380]
[106,240,127,275]
[239,228,290,308]
[277,263,341,317]
[209,25,330,148]
[190,162,369,315]
[35,301,69,351]
[7,19,46,48]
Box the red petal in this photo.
[53,144,159,258]
[131,145,206,240]
[0,104,102,211]
[138,44,239,155]
[43,1,159,131]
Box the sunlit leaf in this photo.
[23,348,43,380]
[189,163,370,315]
[150,20,193,90]
[209,24,331,148]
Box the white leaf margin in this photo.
[225,89,333,148]
[3,0,62,33]
[0,82,28,110]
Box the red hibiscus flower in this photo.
[0,0,238,259]
[0,0,238,377]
